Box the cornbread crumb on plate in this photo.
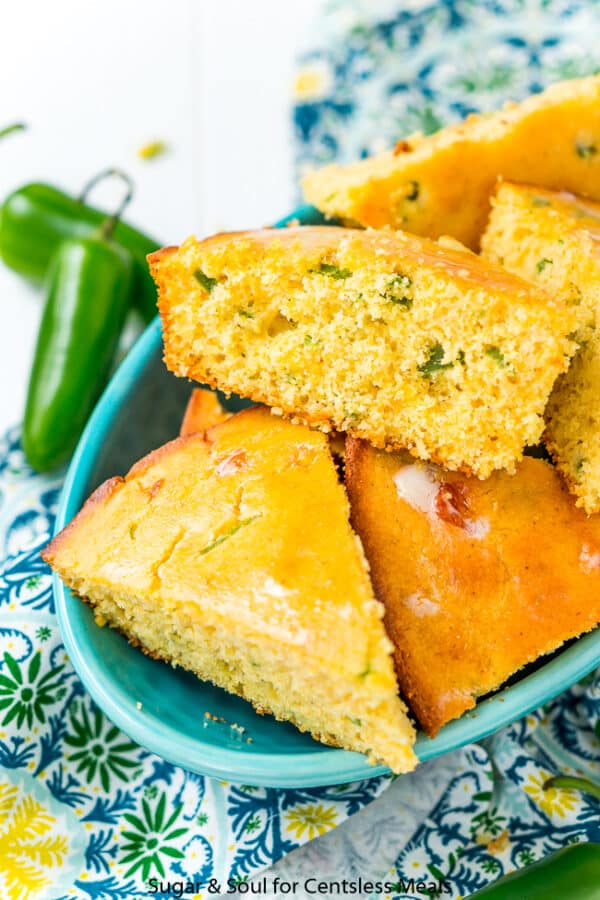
[303,75,600,249]
[149,225,578,479]
[482,182,600,513]
[43,406,417,774]
[345,438,600,736]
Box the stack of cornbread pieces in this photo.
[44,75,600,774]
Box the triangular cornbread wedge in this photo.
[149,226,577,478]
[43,407,416,773]
[303,75,600,249]
[481,183,600,513]
[346,438,600,736]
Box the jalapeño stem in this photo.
[79,168,135,240]
[543,774,600,801]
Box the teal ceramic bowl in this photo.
[53,206,600,788]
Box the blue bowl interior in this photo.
[54,206,600,788]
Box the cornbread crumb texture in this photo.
[149,226,577,479]
[346,438,600,736]
[303,75,600,249]
[42,406,416,773]
[482,182,600,513]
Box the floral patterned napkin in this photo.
[263,680,600,898]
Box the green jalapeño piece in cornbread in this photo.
[482,182,600,513]
[149,226,578,478]
[303,75,600,250]
[42,406,417,773]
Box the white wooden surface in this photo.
[0,0,321,433]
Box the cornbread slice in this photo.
[178,390,348,473]
[481,183,600,512]
[42,406,417,773]
[180,387,232,436]
[346,438,600,736]
[303,75,600,250]
[149,226,578,478]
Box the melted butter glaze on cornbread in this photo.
[482,183,600,513]
[303,75,600,249]
[149,226,577,479]
[346,438,600,736]
[43,407,416,773]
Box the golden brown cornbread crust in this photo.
[44,476,124,562]
[43,407,417,773]
[346,437,600,736]
[149,226,578,479]
[481,182,600,512]
[303,75,600,249]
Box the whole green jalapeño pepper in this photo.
[470,842,600,898]
[0,171,158,322]
[22,233,133,471]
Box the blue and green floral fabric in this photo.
[262,696,600,898]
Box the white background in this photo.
[0,0,321,434]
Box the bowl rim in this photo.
[53,208,600,788]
